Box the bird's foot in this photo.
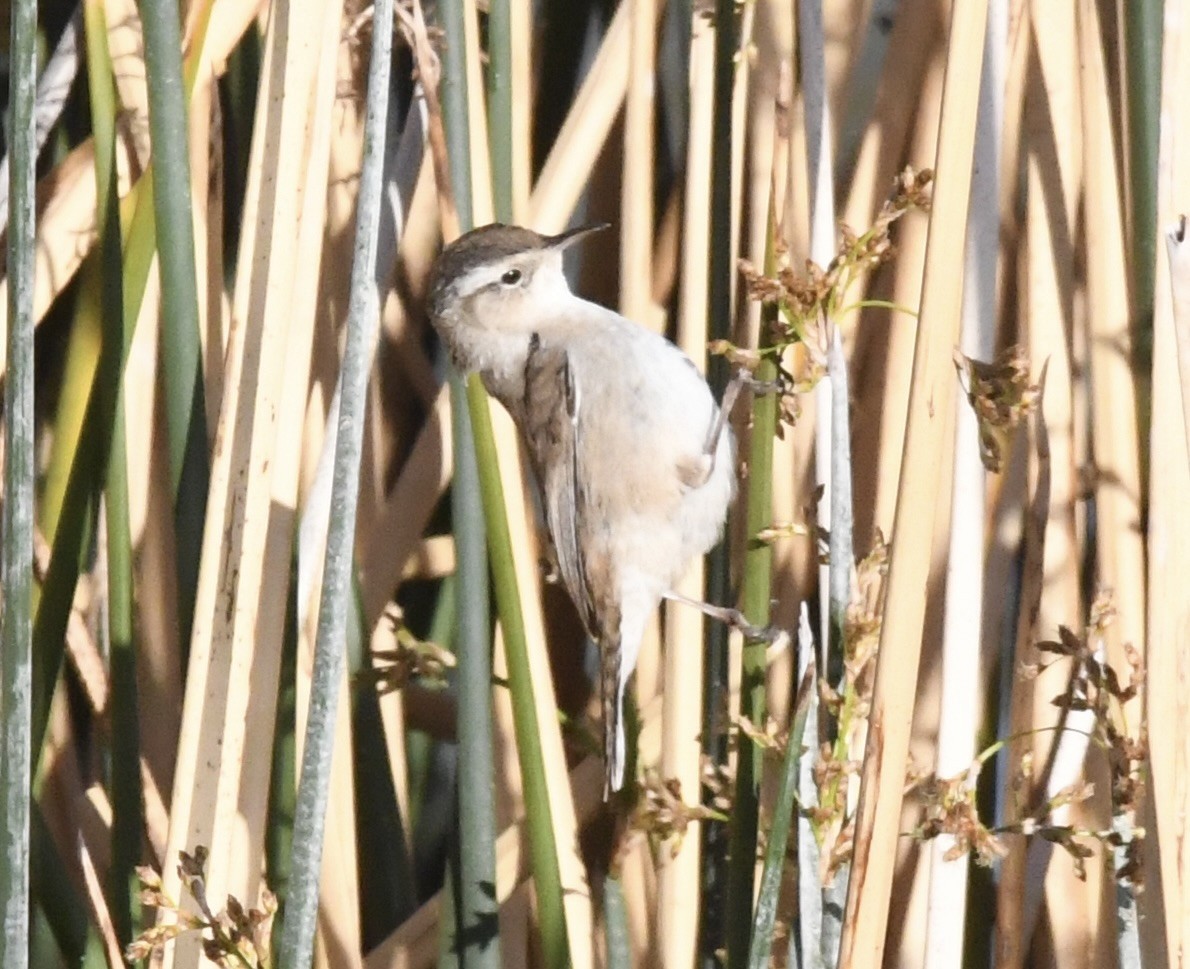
[736,370,786,397]
[661,591,790,656]
[728,612,791,656]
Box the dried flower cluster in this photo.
[699,757,735,816]
[719,167,931,443]
[954,343,1040,472]
[125,847,275,967]
[810,536,888,883]
[1038,591,1146,884]
[625,772,725,865]
[365,603,456,694]
[914,767,1008,868]
[737,166,932,345]
[700,174,921,888]
[914,591,1147,887]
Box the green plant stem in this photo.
[444,3,507,965]
[701,0,740,962]
[140,0,210,652]
[32,35,160,784]
[726,223,779,969]
[266,578,298,921]
[748,665,815,969]
[82,0,142,948]
[1,0,38,963]
[1124,0,1161,502]
[32,172,157,784]
[440,0,564,964]
[32,810,106,968]
[274,0,393,965]
[83,0,143,946]
[1124,0,1160,337]
[487,0,514,222]
[449,374,500,966]
[31,0,122,756]
[466,375,571,969]
[38,292,102,544]
[603,874,632,969]
[106,404,142,951]
[442,1,506,969]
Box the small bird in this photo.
[428,223,736,795]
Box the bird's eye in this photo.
[501,268,523,285]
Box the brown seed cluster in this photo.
[125,847,276,966]
[365,602,457,694]
[625,772,724,866]
[720,166,933,438]
[737,166,933,345]
[954,343,1040,472]
[914,590,1147,887]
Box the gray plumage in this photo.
[428,223,736,795]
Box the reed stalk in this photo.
[994,376,1052,969]
[1021,5,1092,955]
[665,5,714,965]
[436,1,505,966]
[603,876,632,969]
[82,0,141,949]
[529,1,634,231]
[478,9,535,961]
[1146,4,1190,959]
[924,3,1004,963]
[726,209,779,969]
[621,0,656,321]
[838,2,988,964]
[31,3,159,783]
[800,0,842,663]
[440,0,576,963]
[1,0,38,963]
[105,313,141,954]
[274,1,393,965]
[1078,2,1147,960]
[701,2,742,963]
[160,1,345,960]
[1124,0,1162,339]
[488,0,514,223]
[801,1,852,959]
[31,7,153,771]
[141,0,209,655]
[1170,229,1190,468]
[747,658,815,969]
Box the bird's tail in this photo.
[599,581,657,798]
[601,632,625,798]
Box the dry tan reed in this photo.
[10,1,1186,966]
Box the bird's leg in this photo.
[702,373,741,463]
[662,589,788,652]
[702,368,787,468]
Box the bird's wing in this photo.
[522,335,598,634]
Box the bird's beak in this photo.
[548,222,612,251]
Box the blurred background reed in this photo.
[1,0,1187,967]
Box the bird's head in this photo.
[428,222,607,336]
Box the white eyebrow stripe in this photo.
[456,260,519,298]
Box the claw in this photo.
[733,616,790,656]
[661,590,790,656]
